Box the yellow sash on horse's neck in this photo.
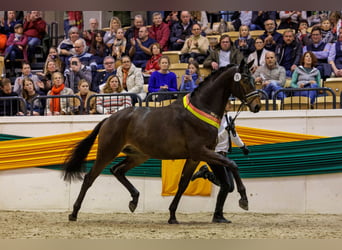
[183,94,221,129]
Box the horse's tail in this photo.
[63,118,108,182]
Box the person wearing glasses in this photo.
[91,56,116,93]
[203,34,244,72]
[180,23,209,64]
[247,37,270,74]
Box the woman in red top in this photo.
[144,42,162,75]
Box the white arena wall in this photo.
[0,109,341,215]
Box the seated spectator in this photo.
[253,51,286,100]
[234,25,255,58]
[96,75,132,114]
[144,42,162,75]
[328,32,342,77]
[124,14,145,54]
[23,11,47,62]
[44,46,64,72]
[68,38,97,73]
[328,11,342,36]
[63,11,83,39]
[111,28,126,63]
[46,72,74,116]
[169,11,195,51]
[148,55,177,100]
[91,56,116,93]
[290,51,321,104]
[180,23,209,64]
[303,26,332,80]
[4,23,28,76]
[129,26,156,69]
[20,77,45,116]
[247,37,270,73]
[73,79,97,114]
[320,17,336,44]
[0,78,21,116]
[164,11,179,28]
[179,60,202,92]
[278,11,307,31]
[190,11,209,34]
[203,34,244,72]
[57,27,84,67]
[103,16,121,48]
[36,60,58,94]
[64,56,92,93]
[89,30,110,66]
[259,19,283,52]
[295,20,312,47]
[13,62,43,96]
[116,56,145,100]
[251,11,277,30]
[148,12,170,51]
[1,10,21,36]
[275,29,302,77]
[82,18,99,47]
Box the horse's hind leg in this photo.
[109,154,148,213]
[168,159,199,224]
[228,161,248,210]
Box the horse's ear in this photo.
[238,58,246,73]
[247,59,255,71]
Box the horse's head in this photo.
[232,59,261,113]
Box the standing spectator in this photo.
[63,11,83,38]
[253,51,286,100]
[180,23,209,64]
[4,23,28,76]
[148,12,170,51]
[259,19,283,52]
[89,30,110,66]
[103,16,121,48]
[20,77,45,116]
[247,37,270,73]
[328,32,342,77]
[251,11,277,30]
[144,42,162,75]
[23,11,47,61]
[82,18,99,47]
[46,72,74,116]
[116,55,145,100]
[278,11,307,31]
[296,20,312,47]
[124,14,145,54]
[148,55,177,100]
[179,60,202,92]
[73,79,97,114]
[169,11,196,51]
[275,29,302,77]
[290,51,321,104]
[303,26,332,80]
[57,27,84,67]
[129,26,156,69]
[96,75,132,114]
[13,62,43,96]
[91,56,116,93]
[0,78,21,116]
[203,34,244,71]
[234,25,255,58]
[64,56,92,93]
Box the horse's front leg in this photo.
[196,148,248,211]
[168,159,199,224]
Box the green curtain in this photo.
[2,134,342,178]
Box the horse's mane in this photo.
[190,64,237,97]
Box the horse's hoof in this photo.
[239,199,249,211]
[68,214,77,221]
[168,218,179,224]
[129,200,137,212]
[212,216,232,223]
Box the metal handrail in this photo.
[0,96,27,116]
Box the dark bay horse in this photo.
[63,60,261,224]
